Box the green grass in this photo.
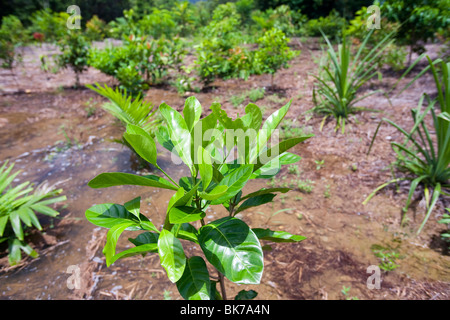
[297,179,314,193]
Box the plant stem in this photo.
[157,165,180,188]
[218,270,227,300]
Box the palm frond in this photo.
[86,83,160,135]
[0,160,66,265]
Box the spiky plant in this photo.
[312,29,394,133]
[0,161,66,265]
[365,56,450,234]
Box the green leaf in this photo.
[155,126,175,153]
[279,152,302,165]
[88,172,178,191]
[172,223,199,243]
[85,203,139,229]
[235,289,258,300]
[176,256,211,300]
[252,228,306,243]
[129,232,159,246]
[0,216,8,237]
[159,103,193,173]
[104,221,136,266]
[169,206,206,224]
[110,243,158,265]
[9,211,23,241]
[123,124,157,165]
[198,217,263,284]
[8,239,22,265]
[234,193,276,215]
[183,96,202,132]
[252,100,292,161]
[198,146,213,190]
[158,229,186,283]
[241,104,263,132]
[29,204,59,217]
[254,136,313,172]
[199,185,228,200]
[124,196,141,219]
[240,187,290,201]
[211,165,254,205]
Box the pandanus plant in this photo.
[365,56,450,234]
[312,29,395,133]
[85,96,313,300]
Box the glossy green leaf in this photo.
[129,232,159,246]
[88,172,178,191]
[195,112,219,149]
[85,203,139,229]
[104,221,136,266]
[183,96,202,132]
[159,103,193,172]
[279,152,302,165]
[123,124,157,165]
[254,136,313,172]
[124,196,141,219]
[172,223,199,243]
[234,289,258,300]
[199,185,228,200]
[110,243,158,265]
[155,126,175,153]
[211,165,254,205]
[252,228,306,243]
[169,206,206,224]
[176,256,211,300]
[252,100,292,161]
[158,229,186,283]
[198,217,263,284]
[240,188,290,201]
[241,104,263,132]
[234,193,276,215]
[198,146,213,190]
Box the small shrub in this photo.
[253,27,299,87]
[85,15,106,41]
[248,87,265,102]
[301,10,346,39]
[84,96,313,300]
[56,31,90,87]
[0,15,27,69]
[88,36,186,96]
[29,9,68,43]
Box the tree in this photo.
[382,0,450,62]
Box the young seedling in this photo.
[85,96,313,300]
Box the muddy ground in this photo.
[0,38,449,300]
